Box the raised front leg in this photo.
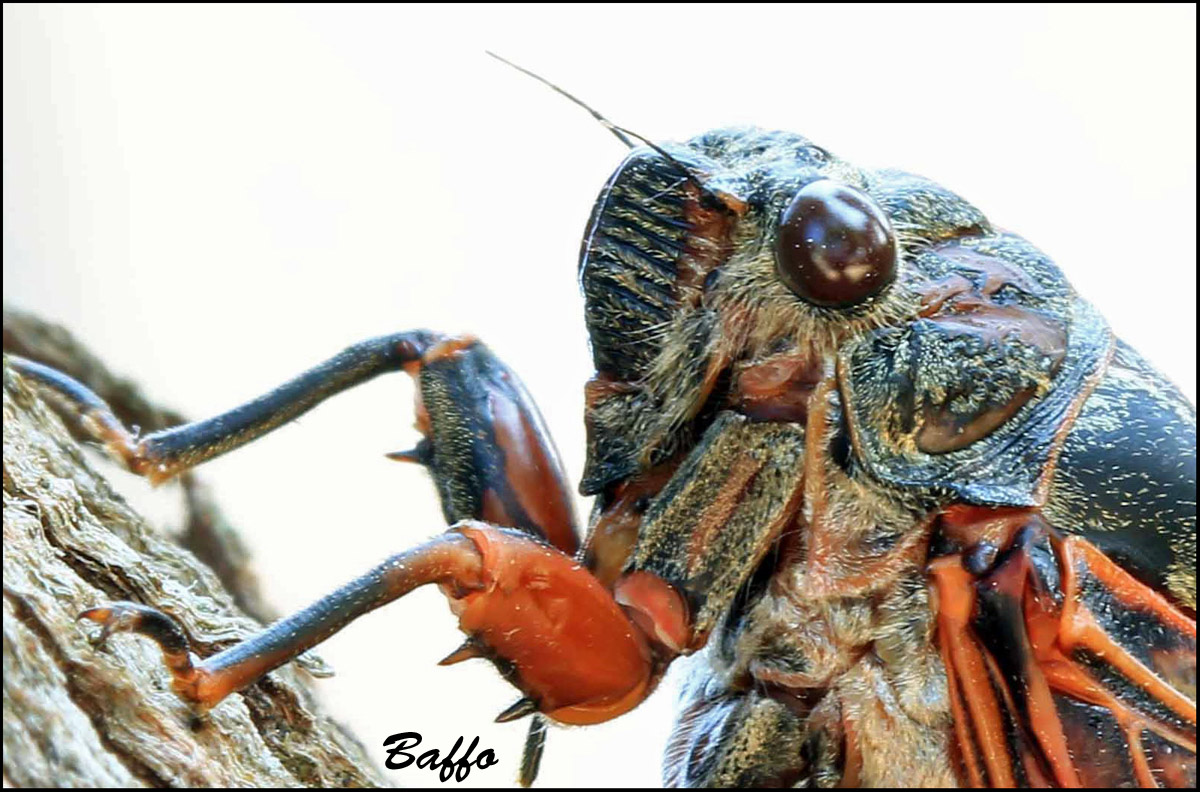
[12,333,580,554]
[9,333,433,482]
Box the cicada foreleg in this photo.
[19,332,596,782]
[78,522,655,721]
[8,332,438,483]
[11,333,582,552]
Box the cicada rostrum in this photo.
[9,65,1195,788]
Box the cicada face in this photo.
[577,127,1195,786]
[579,126,1093,501]
[578,128,902,493]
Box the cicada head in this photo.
[579,128,898,494]
[579,127,1111,508]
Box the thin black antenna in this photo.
[486,51,635,149]
[486,51,716,199]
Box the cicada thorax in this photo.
[577,127,1194,787]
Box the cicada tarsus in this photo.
[7,68,1195,788]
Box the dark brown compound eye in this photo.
[775,180,897,308]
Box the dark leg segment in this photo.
[11,332,582,557]
[10,331,437,482]
[518,715,547,788]
[81,531,484,709]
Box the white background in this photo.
[4,4,1195,788]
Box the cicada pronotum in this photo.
[6,54,1194,788]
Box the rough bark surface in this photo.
[2,310,385,787]
[2,306,280,624]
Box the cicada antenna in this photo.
[485,50,635,149]
[486,51,717,201]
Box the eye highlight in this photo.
[774,180,897,308]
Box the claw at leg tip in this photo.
[78,609,115,648]
[78,606,112,623]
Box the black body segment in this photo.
[578,127,1193,786]
[1044,340,1197,609]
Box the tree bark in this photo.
[2,309,385,787]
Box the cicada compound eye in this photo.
[774,179,897,308]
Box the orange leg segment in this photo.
[930,557,1017,787]
[81,523,671,725]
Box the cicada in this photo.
[12,79,1195,787]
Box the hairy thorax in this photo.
[669,438,958,787]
